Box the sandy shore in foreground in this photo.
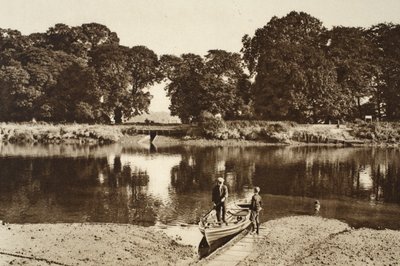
[1,216,400,265]
[239,216,400,266]
[0,223,197,266]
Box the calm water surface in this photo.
[1,143,400,230]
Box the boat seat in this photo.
[228,209,249,216]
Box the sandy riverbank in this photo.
[1,216,400,265]
[240,216,400,265]
[0,223,197,266]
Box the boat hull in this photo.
[199,201,251,245]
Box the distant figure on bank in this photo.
[314,200,320,214]
[212,177,228,225]
[250,187,262,234]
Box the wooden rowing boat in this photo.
[198,201,251,245]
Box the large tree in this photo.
[242,11,352,122]
[89,44,160,123]
[1,23,161,123]
[0,46,84,121]
[326,26,379,119]
[90,44,135,123]
[160,50,252,123]
[369,23,400,120]
[201,50,252,119]
[0,64,33,121]
[53,63,103,123]
[160,53,204,123]
[128,46,163,116]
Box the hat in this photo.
[217,177,224,183]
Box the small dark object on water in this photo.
[314,200,321,213]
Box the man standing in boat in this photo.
[250,186,262,234]
[212,177,228,225]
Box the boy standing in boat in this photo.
[212,177,228,225]
[250,186,262,234]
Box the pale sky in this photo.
[1,0,400,112]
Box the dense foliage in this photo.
[0,23,160,123]
[242,11,400,122]
[160,50,252,123]
[1,12,400,124]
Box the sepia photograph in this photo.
[1,0,400,265]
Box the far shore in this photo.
[1,216,400,265]
[1,122,399,147]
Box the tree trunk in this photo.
[376,89,382,120]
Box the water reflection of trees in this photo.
[1,146,400,224]
[170,147,254,194]
[105,156,155,225]
[169,146,400,204]
[371,163,400,203]
[385,164,400,203]
[0,157,108,222]
[259,147,399,204]
[0,156,162,225]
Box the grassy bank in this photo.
[1,121,400,146]
[0,123,192,144]
[200,118,400,146]
[200,119,361,145]
[349,120,400,144]
[0,123,126,144]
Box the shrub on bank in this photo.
[227,121,294,142]
[0,123,125,144]
[349,121,400,142]
[199,112,227,139]
[198,116,295,142]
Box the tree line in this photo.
[1,11,400,124]
[0,23,160,123]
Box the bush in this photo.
[0,123,126,144]
[74,102,95,123]
[259,125,291,143]
[237,127,260,140]
[184,119,295,142]
[225,121,293,142]
[349,121,400,142]
[8,130,35,143]
[199,112,227,138]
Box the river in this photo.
[1,143,400,230]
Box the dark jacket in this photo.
[250,194,262,211]
[212,184,228,204]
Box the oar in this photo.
[201,202,223,224]
[201,205,216,221]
